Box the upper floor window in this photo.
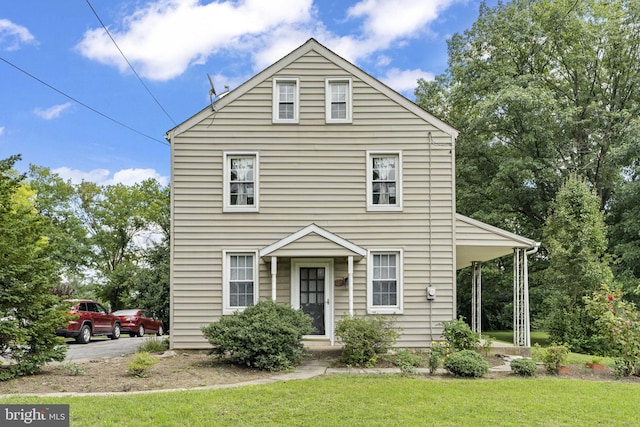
[223,251,259,315]
[366,151,402,211]
[326,78,352,123]
[367,249,403,314]
[224,152,259,212]
[273,78,299,123]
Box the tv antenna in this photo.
[207,74,231,111]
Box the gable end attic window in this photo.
[325,78,352,123]
[224,152,259,212]
[273,78,299,123]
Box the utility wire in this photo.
[0,56,170,146]
[85,0,177,126]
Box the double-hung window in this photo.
[223,251,258,315]
[367,250,403,314]
[273,78,299,123]
[366,151,402,211]
[224,152,259,212]
[326,78,352,123]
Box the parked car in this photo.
[55,299,121,344]
[112,309,164,337]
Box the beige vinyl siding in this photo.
[171,47,455,349]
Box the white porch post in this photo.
[471,261,482,334]
[348,255,354,315]
[271,256,277,301]
[513,248,530,347]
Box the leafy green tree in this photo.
[416,0,640,325]
[543,176,613,352]
[0,155,67,380]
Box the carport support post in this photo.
[471,261,482,334]
[271,256,277,301]
[348,255,354,315]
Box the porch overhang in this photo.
[456,214,539,269]
[260,223,367,261]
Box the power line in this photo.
[85,0,177,126]
[0,56,170,146]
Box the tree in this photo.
[543,176,613,352]
[77,179,168,310]
[0,155,67,380]
[415,0,640,325]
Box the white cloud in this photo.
[34,103,72,120]
[76,0,314,81]
[381,68,434,95]
[0,19,36,51]
[53,167,168,186]
[0,126,4,137]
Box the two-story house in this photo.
[165,38,539,350]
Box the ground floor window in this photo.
[223,250,258,314]
[367,249,403,314]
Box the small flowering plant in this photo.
[428,341,449,374]
[584,284,640,377]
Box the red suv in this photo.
[55,299,121,344]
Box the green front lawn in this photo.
[3,376,639,426]
[485,330,551,346]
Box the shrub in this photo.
[584,284,640,377]
[440,317,480,351]
[137,338,168,354]
[510,358,538,377]
[443,350,489,378]
[541,344,569,374]
[201,300,313,371]
[394,349,423,376]
[428,341,448,374]
[335,314,399,367]
[127,352,159,378]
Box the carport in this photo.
[456,214,540,347]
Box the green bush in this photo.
[394,349,423,376]
[510,358,538,377]
[441,317,480,351]
[127,352,159,378]
[443,350,489,378]
[201,300,313,371]
[335,314,399,367]
[542,344,569,374]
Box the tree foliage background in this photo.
[416,0,640,337]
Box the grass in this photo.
[485,330,551,346]
[2,376,639,426]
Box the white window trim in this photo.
[325,78,352,123]
[223,152,259,212]
[367,249,404,315]
[222,250,259,315]
[273,78,300,124]
[366,151,403,211]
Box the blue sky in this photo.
[1,0,496,186]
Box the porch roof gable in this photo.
[260,224,367,260]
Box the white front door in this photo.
[291,259,333,341]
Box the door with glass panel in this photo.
[299,267,325,335]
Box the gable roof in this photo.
[165,38,458,140]
[260,223,367,260]
[456,214,540,269]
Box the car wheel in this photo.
[110,323,121,340]
[76,324,91,344]
[157,325,163,336]
[137,325,145,337]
